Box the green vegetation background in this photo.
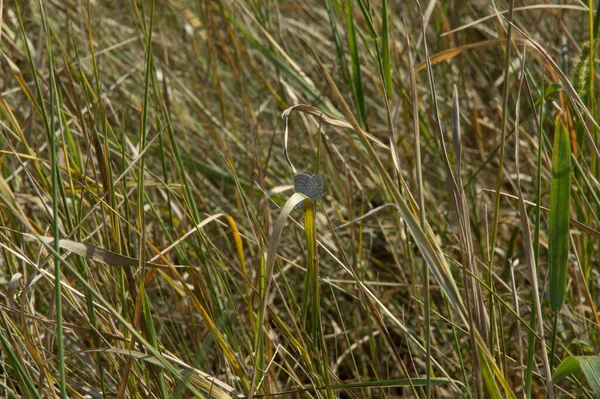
[1,1,599,398]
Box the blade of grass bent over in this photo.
[248,192,310,399]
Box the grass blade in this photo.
[380,0,392,99]
[548,112,572,311]
[346,3,368,128]
[554,356,600,397]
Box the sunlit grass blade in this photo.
[277,377,464,396]
[141,288,169,398]
[478,349,502,399]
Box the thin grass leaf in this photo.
[478,348,502,399]
[324,0,351,84]
[141,288,169,398]
[380,0,392,100]
[266,377,464,396]
[355,0,377,39]
[90,348,245,399]
[346,3,368,128]
[515,56,554,396]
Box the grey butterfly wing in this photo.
[294,173,312,196]
[294,173,312,210]
[311,174,324,200]
[294,173,324,210]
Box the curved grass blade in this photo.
[248,192,310,399]
[91,348,246,398]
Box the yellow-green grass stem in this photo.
[302,199,334,399]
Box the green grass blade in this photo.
[346,3,368,128]
[548,114,572,311]
[477,333,517,399]
[324,0,351,84]
[381,0,392,99]
[554,356,600,397]
[478,351,502,399]
[355,0,377,39]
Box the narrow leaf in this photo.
[347,4,367,128]
[355,0,378,38]
[548,113,572,311]
[381,0,392,99]
[554,356,600,397]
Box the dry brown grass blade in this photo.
[26,234,169,269]
[415,39,530,72]
[451,85,486,394]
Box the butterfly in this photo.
[294,173,324,210]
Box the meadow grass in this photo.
[1,1,600,398]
